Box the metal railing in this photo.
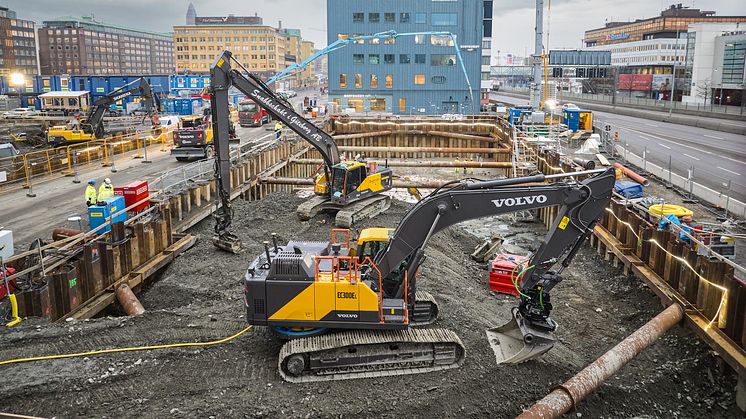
[593,120,745,219]
[0,128,174,196]
[500,87,745,116]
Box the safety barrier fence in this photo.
[0,128,174,195]
[593,120,746,219]
[530,146,746,389]
[500,86,746,116]
[1,132,310,323]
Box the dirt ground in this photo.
[0,192,739,418]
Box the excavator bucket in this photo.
[486,311,555,365]
[212,232,242,254]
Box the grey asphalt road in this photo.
[491,93,746,203]
[0,90,326,248]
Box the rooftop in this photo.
[43,15,172,38]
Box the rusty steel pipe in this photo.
[518,303,684,419]
[338,145,510,154]
[260,176,451,189]
[289,158,513,168]
[52,228,82,241]
[115,284,145,316]
[613,162,650,186]
[332,131,392,140]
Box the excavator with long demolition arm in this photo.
[210,51,395,231]
[242,166,616,382]
[47,77,161,147]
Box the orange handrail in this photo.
[331,228,351,249]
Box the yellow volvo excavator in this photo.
[243,168,616,382]
[210,50,394,231]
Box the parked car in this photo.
[3,107,38,119]
[286,90,298,98]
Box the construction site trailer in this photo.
[38,90,91,115]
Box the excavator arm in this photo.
[83,77,160,138]
[211,51,340,168]
[209,50,342,252]
[369,167,616,363]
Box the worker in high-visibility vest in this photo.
[274,121,283,141]
[85,180,97,206]
[97,178,115,202]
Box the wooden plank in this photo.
[68,234,197,320]
[596,153,611,166]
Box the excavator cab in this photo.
[328,161,393,205]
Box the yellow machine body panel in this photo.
[357,171,389,194]
[47,126,96,143]
[268,277,380,322]
[314,173,328,195]
[357,228,392,246]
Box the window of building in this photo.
[431,54,456,66]
[353,54,364,64]
[431,13,457,26]
[432,76,447,84]
[384,37,395,44]
[339,73,347,88]
[399,54,410,64]
[369,54,380,64]
[369,13,380,23]
[353,13,364,23]
[338,34,349,40]
[385,13,395,23]
[481,56,490,65]
[399,97,407,112]
[353,34,364,44]
[370,37,381,45]
[355,73,362,88]
[370,74,378,88]
[431,35,454,46]
[482,40,491,49]
[400,13,410,23]
[415,54,426,64]
[384,54,395,64]
[414,74,426,85]
[481,71,491,80]
[385,74,393,88]
[371,98,386,111]
[415,13,427,24]
[415,34,426,45]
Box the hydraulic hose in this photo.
[0,325,253,366]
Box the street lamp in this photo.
[9,72,25,91]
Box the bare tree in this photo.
[696,78,712,104]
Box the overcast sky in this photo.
[4,0,744,60]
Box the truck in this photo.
[237,99,269,127]
[170,114,215,161]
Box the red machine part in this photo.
[114,180,149,212]
[0,266,17,300]
[489,253,528,296]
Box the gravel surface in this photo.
[0,192,738,418]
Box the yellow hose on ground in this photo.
[0,325,253,366]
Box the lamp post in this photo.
[668,31,680,116]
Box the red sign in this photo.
[618,74,652,91]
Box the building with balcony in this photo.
[38,15,174,76]
[327,0,485,114]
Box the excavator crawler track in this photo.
[411,291,439,327]
[334,195,391,228]
[296,196,334,221]
[278,328,464,383]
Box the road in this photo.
[1,89,326,248]
[491,93,746,203]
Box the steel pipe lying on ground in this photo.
[517,303,684,419]
[260,176,451,189]
[115,284,145,316]
[338,146,510,154]
[613,162,650,186]
[289,158,513,168]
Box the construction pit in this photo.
[0,116,743,417]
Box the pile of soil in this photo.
[0,193,738,417]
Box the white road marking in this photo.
[658,143,671,150]
[683,153,701,161]
[718,167,741,176]
[704,134,723,140]
[645,123,659,127]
